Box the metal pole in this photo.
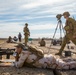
[50,19,65,46]
[52,21,59,39]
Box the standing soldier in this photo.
[18,32,22,42]
[55,11,76,56]
[23,23,30,46]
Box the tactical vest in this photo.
[23,27,30,35]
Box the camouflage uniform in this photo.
[39,38,46,46]
[56,12,76,55]
[14,50,76,69]
[14,44,76,69]
[23,23,30,46]
[7,36,12,43]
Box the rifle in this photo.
[0,48,15,59]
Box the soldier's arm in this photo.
[64,25,69,31]
[69,19,74,30]
[23,27,25,32]
[28,28,30,36]
[14,51,30,68]
[15,53,19,61]
[64,20,74,32]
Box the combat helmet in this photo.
[15,43,25,49]
[63,11,70,16]
[25,23,28,26]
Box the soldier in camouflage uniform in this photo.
[39,38,46,46]
[55,12,76,56]
[14,44,76,69]
[23,23,30,46]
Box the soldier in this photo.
[14,44,76,69]
[13,36,18,42]
[39,38,46,46]
[18,32,22,42]
[13,43,43,68]
[14,43,25,61]
[55,11,76,56]
[23,23,30,46]
[7,36,12,43]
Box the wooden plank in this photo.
[0,62,13,67]
[0,59,15,67]
[0,59,15,63]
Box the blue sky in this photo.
[0,0,76,38]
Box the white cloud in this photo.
[21,0,61,9]
[29,24,56,30]
[23,15,56,20]
[0,0,76,38]
[0,21,65,38]
[0,22,23,31]
[0,22,57,32]
[0,0,76,17]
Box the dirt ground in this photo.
[0,67,54,75]
[0,39,76,75]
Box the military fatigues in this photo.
[23,24,30,46]
[39,39,46,46]
[14,50,76,69]
[59,18,76,54]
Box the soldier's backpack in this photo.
[28,45,44,59]
[64,18,76,38]
[70,18,76,38]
